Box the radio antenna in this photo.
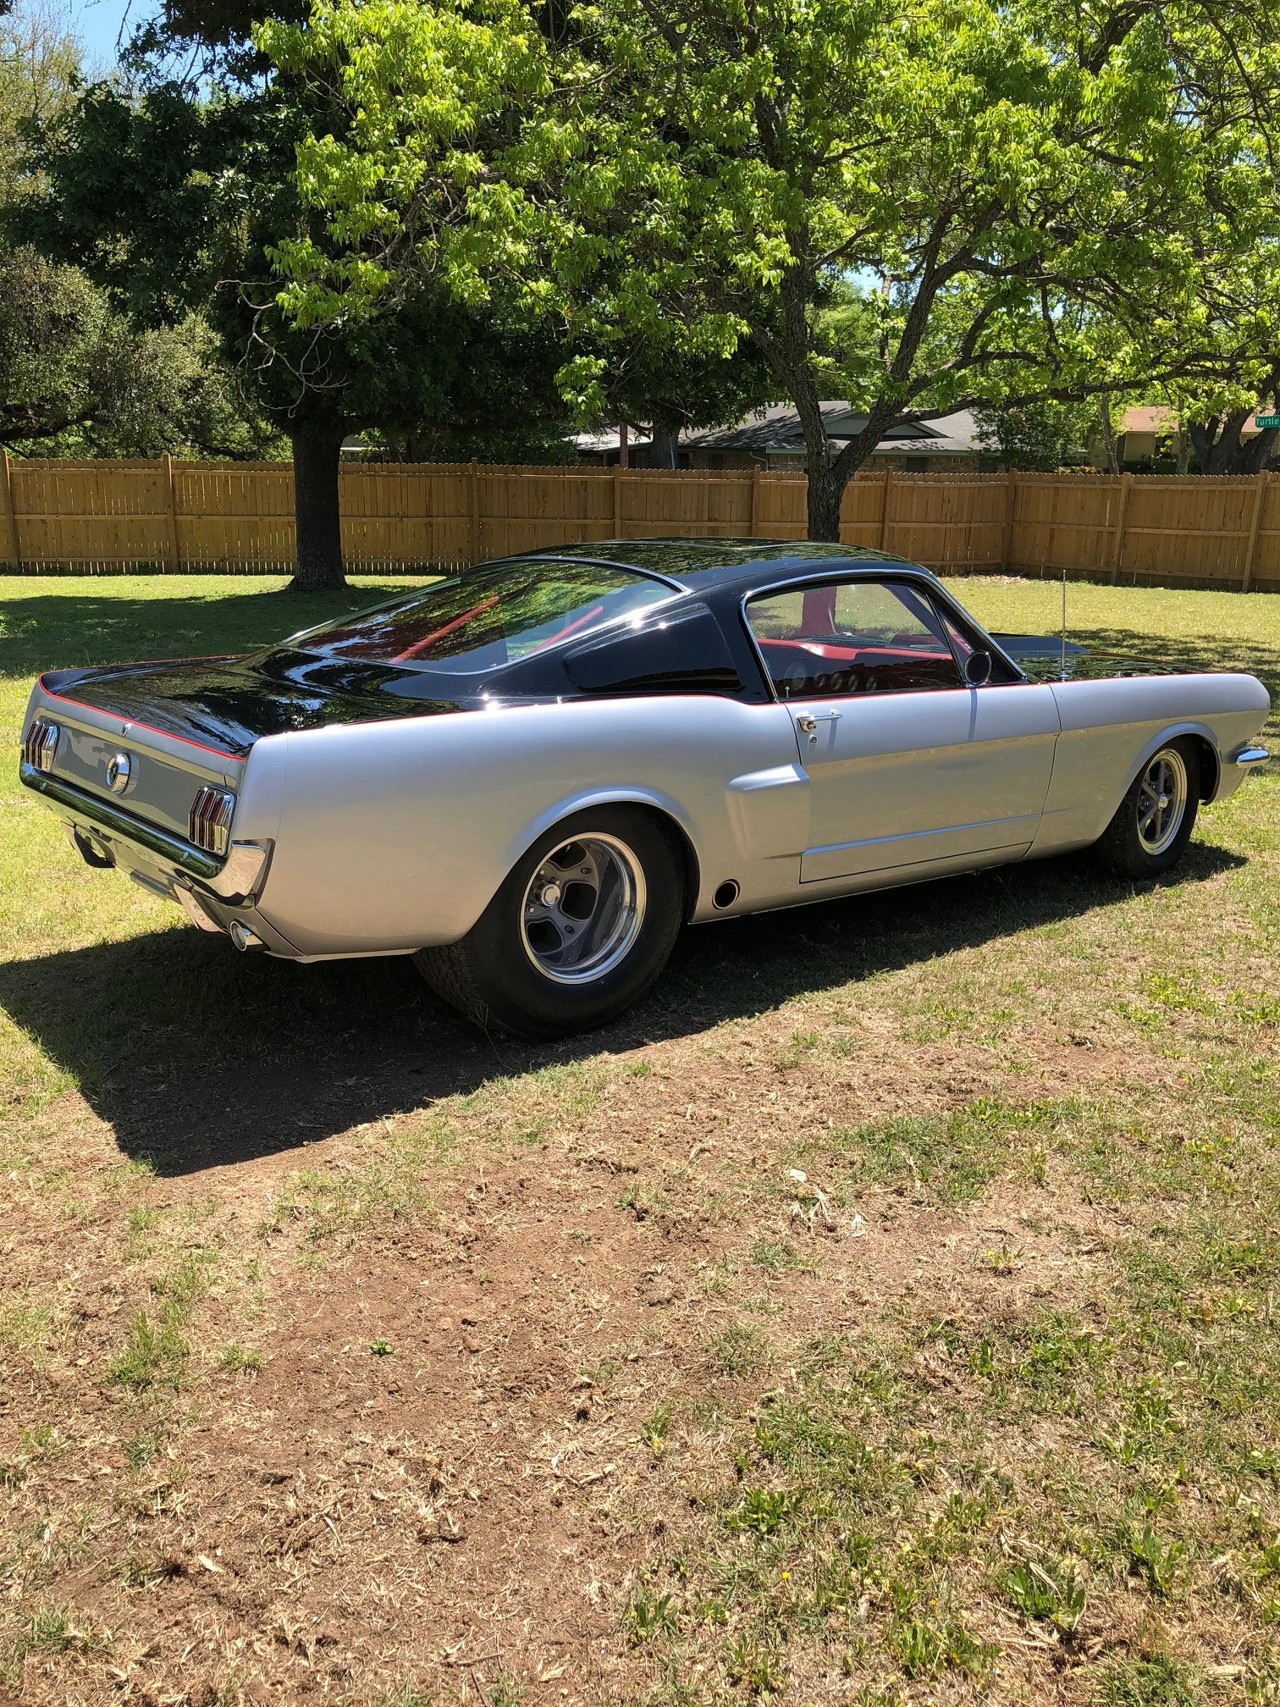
[1059,567,1068,681]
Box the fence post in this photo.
[878,466,894,551]
[468,459,481,564]
[1241,472,1268,593]
[1001,469,1017,570]
[0,450,18,569]
[749,463,761,536]
[1109,472,1132,584]
[163,454,181,570]
[612,463,623,537]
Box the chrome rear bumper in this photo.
[19,761,271,904]
[21,760,222,878]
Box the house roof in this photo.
[681,404,982,457]
[570,427,653,454]
[1119,405,1265,437]
[1119,407,1178,436]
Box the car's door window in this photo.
[747,578,964,699]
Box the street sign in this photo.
[1256,414,1280,429]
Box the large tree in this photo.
[575,334,776,468]
[0,243,286,455]
[1,0,283,460]
[0,0,77,206]
[263,0,1277,538]
[1157,245,1280,474]
[25,0,569,588]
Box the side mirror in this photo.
[965,650,993,687]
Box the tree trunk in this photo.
[788,380,843,540]
[289,423,347,591]
[1186,420,1214,475]
[1242,425,1277,475]
[819,410,894,542]
[649,422,679,469]
[1098,396,1121,475]
[805,453,843,541]
[1186,411,1254,476]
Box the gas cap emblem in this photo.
[105,752,132,794]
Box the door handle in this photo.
[796,710,842,742]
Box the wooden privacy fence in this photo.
[4,452,1280,592]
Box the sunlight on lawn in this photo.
[2,572,1279,1702]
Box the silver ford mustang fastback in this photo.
[19,540,1271,1036]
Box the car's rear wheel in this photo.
[1095,739,1200,878]
[415,806,685,1037]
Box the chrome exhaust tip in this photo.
[228,921,265,953]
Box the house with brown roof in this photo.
[1103,406,1267,470]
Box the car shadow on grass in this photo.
[0,840,1244,1176]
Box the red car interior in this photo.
[756,635,959,697]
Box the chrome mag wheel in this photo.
[520,833,647,985]
[1137,748,1189,855]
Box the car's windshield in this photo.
[288,559,676,674]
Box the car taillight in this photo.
[188,785,235,855]
[22,718,60,773]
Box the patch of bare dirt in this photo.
[0,1006,1176,1703]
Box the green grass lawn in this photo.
[2,571,1280,1706]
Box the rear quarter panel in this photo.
[253,697,805,956]
[1031,672,1269,855]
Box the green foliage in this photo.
[974,400,1093,471]
[108,1308,188,1392]
[0,246,287,455]
[107,1249,214,1391]
[1127,1523,1185,1597]
[584,331,776,463]
[219,1342,262,1372]
[1098,1654,1198,1707]
[22,6,573,581]
[626,1587,677,1643]
[360,420,577,465]
[0,0,79,208]
[1002,1558,1086,1630]
[28,73,567,445]
[728,1487,798,1537]
[0,4,287,459]
[889,1614,990,1679]
[260,0,1280,535]
[1156,233,1280,473]
[706,1321,769,1376]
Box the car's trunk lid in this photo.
[31,652,466,842]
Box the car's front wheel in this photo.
[415,806,686,1037]
[1095,739,1200,879]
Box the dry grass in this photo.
[1,572,1279,1705]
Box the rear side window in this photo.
[290,560,674,673]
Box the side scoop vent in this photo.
[188,786,235,856]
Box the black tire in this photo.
[1095,739,1200,879]
[415,806,685,1037]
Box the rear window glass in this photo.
[289,560,674,673]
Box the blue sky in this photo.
[72,0,155,69]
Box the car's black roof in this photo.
[518,538,927,596]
